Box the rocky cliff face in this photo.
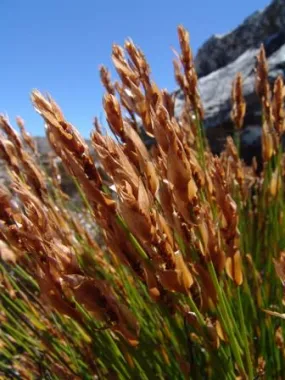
[195,0,285,78]
[175,0,285,163]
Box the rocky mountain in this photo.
[175,0,285,164]
[195,0,285,78]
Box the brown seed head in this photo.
[255,44,271,102]
[272,75,285,135]
[231,73,246,129]
[16,116,37,154]
[104,94,124,138]
[100,65,115,95]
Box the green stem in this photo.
[237,288,254,379]
[207,262,246,376]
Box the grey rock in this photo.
[195,0,285,78]
[175,42,285,128]
[174,0,285,160]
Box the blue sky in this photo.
[0,0,270,137]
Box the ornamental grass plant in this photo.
[1,26,285,379]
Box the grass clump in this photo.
[1,27,285,379]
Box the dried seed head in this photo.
[269,168,281,197]
[153,104,172,153]
[176,26,204,119]
[0,115,23,156]
[167,134,198,223]
[104,94,124,138]
[100,65,115,95]
[231,73,246,129]
[0,138,21,174]
[225,250,243,286]
[257,357,266,377]
[0,240,16,264]
[255,44,271,102]
[173,59,185,91]
[118,179,154,244]
[275,326,284,350]
[262,119,276,162]
[177,25,192,72]
[112,44,138,87]
[92,132,139,195]
[161,90,175,119]
[16,116,37,154]
[62,274,140,345]
[273,252,285,285]
[272,75,285,135]
[93,116,103,134]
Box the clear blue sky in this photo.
[0,0,270,137]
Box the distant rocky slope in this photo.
[175,0,285,163]
[195,0,285,78]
